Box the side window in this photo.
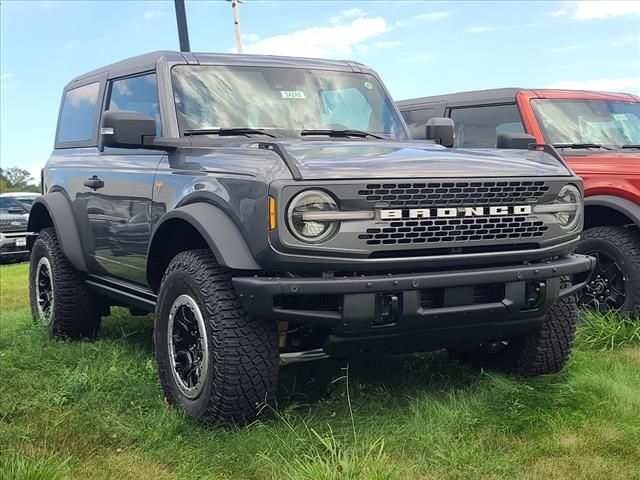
[320,88,372,131]
[401,108,435,139]
[107,73,161,135]
[56,82,101,144]
[450,104,523,148]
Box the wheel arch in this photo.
[146,203,260,292]
[27,192,88,272]
[584,195,640,230]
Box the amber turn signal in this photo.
[269,196,277,230]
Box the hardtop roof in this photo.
[68,50,371,86]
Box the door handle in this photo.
[84,175,105,190]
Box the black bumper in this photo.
[233,254,595,357]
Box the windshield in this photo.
[531,99,640,148]
[171,65,407,139]
[0,197,28,214]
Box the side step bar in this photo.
[86,275,157,312]
[280,348,329,365]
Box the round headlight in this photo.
[287,190,339,242]
[555,184,582,231]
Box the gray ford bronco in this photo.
[28,51,594,425]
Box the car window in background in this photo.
[107,73,162,135]
[56,82,100,144]
[171,66,408,139]
[401,108,436,139]
[450,104,524,147]
[531,99,640,148]
[0,197,28,214]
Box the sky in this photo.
[1,0,639,182]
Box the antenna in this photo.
[174,0,191,52]
[227,0,244,53]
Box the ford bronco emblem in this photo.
[380,205,533,220]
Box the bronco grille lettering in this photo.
[380,205,532,220]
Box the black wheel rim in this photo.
[578,251,626,311]
[35,257,54,324]
[167,294,209,399]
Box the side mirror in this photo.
[100,110,157,149]
[425,117,454,148]
[496,132,537,150]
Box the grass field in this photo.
[1,262,639,480]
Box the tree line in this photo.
[0,167,40,193]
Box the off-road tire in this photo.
[29,227,101,339]
[154,249,279,425]
[575,226,640,314]
[451,280,577,376]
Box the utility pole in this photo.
[228,0,244,53]
[174,0,191,52]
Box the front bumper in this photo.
[0,232,30,256]
[233,254,595,357]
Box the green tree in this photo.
[0,167,40,192]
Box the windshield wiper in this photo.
[553,143,614,151]
[621,144,640,149]
[300,129,384,139]
[183,128,276,138]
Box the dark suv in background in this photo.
[28,52,593,425]
[398,88,640,313]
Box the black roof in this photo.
[69,50,371,86]
[397,88,523,108]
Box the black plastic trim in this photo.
[86,275,157,312]
[585,195,640,228]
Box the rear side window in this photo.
[450,104,524,147]
[107,73,161,135]
[401,108,436,139]
[56,82,101,144]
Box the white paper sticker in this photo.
[612,113,628,121]
[280,90,306,99]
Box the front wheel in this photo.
[575,226,640,314]
[154,249,279,425]
[450,284,578,376]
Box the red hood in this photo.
[563,151,640,203]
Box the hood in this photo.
[562,150,639,176]
[277,140,571,180]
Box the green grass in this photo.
[1,262,639,479]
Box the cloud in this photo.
[374,40,402,48]
[400,53,435,64]
[548,78,640,93]
[413,11,451,22]
[242,33,260,43]
[330,7,366,24]
[1,73,16,81]
[610,34,640,46]
[143,10,165,20]
[464,25,496,33]
[243,17,388,58]
[550,1,640,20]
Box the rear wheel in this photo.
[29,227,101,339]
[154,249,279,425]
[575,226,640,314]
[450,282,578,376]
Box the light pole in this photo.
[227,0,244,53]
[174,0,191,52]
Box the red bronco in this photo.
[398,89,640,313]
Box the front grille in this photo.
[358,181,550,208]
[0,218,28,232]
[358,216,549,246]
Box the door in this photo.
[85,72,164,284]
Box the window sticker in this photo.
[613,113,628,121]
[280,90,306,99]
[364,81,373,90]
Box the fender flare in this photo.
[584,195,640,228]
[27,192,89,272]
[148,203,261,272]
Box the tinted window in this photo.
[107,73,161,135]
[0,197,27,213]
[401,108,436,139]
[56,82,100,144]
[450,104,524,147]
